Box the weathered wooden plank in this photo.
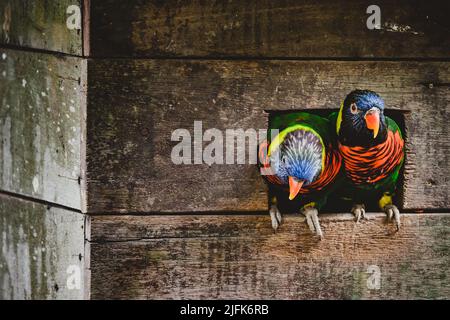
[86,59,450,213]
[0,49,86,210]
[0,193,87,300]
[88,0,450,58]
[0,0,83,55]
[90,213,450,299]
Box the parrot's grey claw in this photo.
[269,205,282,232]
[351,204,366,223]
[383,204,401,231]
[301,207,323,239]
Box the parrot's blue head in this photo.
[337,90,387,147]
[269,128,324,200]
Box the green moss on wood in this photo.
[0,194,85,299]
[0,0,82,55]
[0,49,83,209]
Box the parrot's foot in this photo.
[383,204,401,231]
[301,207,323,239]
[269,204,282,231]
[351,204,366,223]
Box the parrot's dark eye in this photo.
[350,103,358,114]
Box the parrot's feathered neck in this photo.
[283,130,322,182]
[259,111,343,200]
[259,140,342,195]
[269,127,324,186]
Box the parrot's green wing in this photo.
[376,116,405,192]
[269,112,335,146]
[386,116,403,138]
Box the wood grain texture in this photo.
[0,0,83,55]
[86,59,450,213]
[0,49,85,210]
[0,193,87,300]
[90,213,450,299]
[88,0,450,58]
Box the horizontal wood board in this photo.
[86,59,450,213]
[90,213,450,299]
[0,193,87,299]
[0,49,85,210]
[88,0,450,58]
[0,0,83,55]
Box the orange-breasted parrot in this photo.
[259,112,343,237]
[330,90,405,230]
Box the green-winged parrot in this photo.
[259,112,343,237]
[330,89,405,230]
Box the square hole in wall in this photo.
[265,109,408,213]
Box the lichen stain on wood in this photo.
[0,0,83,55]
[0,194,86,299]
[0,49,85,210]
[90,213,450,299]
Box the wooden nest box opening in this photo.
[266,109,408,214]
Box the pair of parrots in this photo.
[259,90,404,238]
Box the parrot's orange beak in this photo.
[288,177,304,200]
[365,107,380,138]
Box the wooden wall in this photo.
[0,194,87,299]
[86,59,450,213]
[1,0,449,299]
[0,0,88,299]
[90,213,450,299]
[88,0,450,58]
[0,49,86,210]
[2,0,449,58]
[0,0,83,55]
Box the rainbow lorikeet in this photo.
[259,112,343,238]
[330,90,405,230]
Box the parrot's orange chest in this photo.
[339,130,404,184]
